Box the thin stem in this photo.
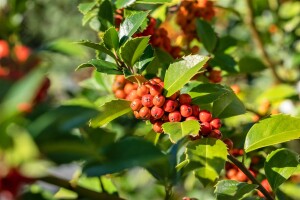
[39,175,124,200]
[227,154,274,200]
[164,185,173,200]
[244,0,282,84]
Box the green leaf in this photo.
[83,137,166,176]
[210,53,237,73]
[120,36,150,67]
[82,9,97,26]
[134,45,154,71]
[215,36,237,53]
[98,0,114,31]
[238,56,267,73]
[185,138,228,186]
[215,180,258,200]
[190,84,246,118]
[136,0,171,3]
[244,114,300,152]
[43,39,86,56]
[162,120,200,143]
[28,106,99,138]
[116,0,136,8]
[196,19,218,53]
[90,99,131,127]
[76,40,116,59]
[76,59,122,75]
[103,27,119,50]
[119,11,150,42]
[146,48,174,76]
[78,2,96,14]
[164,55,209,97]
[265,148,299,191]
[0,68,46,122]
[257,84,296,103]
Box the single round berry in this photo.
[124,83,135,94]
[126,90,139,101]
[115,75,126,84]
[130,99,142,111]
[210,118,221,129]
[163,100,177,112]
[208,129,222,139]
[112,81,124,92]
[168,91,180,100]
[180,104,193,117]
[149,84,163,96]
[153,94,165,107]
[169,111,182,122]
[153,121,164,133]
[185,116,198,121]
[226,168,237,179]
[223,138,233,150]
[115,89,126,99]
[139,106,151,120]
[137,85,149,97]
[236,170,247,182]
[200,122,212,136]
[142,94,154,107]
[199,110,212,122]
[151,106,164,119]
[179,93,192,105]
[192,104,200,117]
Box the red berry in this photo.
[126,90,139,101]
[124,83,135,94]
[130,99,142,111]
[226,168,237,179]
[236,170,247,182]
[151,106,164,119]
[208,129,222,139]
[149,84,163,96]
[153,94,165,107]
[153,121,164,133]
[192,104,200,117]
[0,40,9,58]
[134,111,141,119]
[142,94,154,107]
[210,118,221,129]
[115,75,126,83]
[163,100,176,112]
[200,122,212,136]
[180,104,193,117]
[162,114,169,122]
[169,111,182,122]
[139,107,151,120]
[14,45,31,62]
[199,110,212,122]
[179,94,192,105]
[168,91,180,100]
[115,89,126,99]
[185,116,198,121]
[151,77,162,83]
[137,85,149,97]
[223,138,233,150]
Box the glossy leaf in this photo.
[190,84,246,118]
[265,148,299,191]
[98,0,114,31]
[90,99,131,127]
[185,138,227,186]
[83,137,166,176]
[116,0,136,8]
[162,120,200,143]
[244,114,300,152]
[76,59,122,75]
[103,27,119,50]
[196,19,218,53]
[78,2,96,14]
[238,56,267,73]
[164,55,209,97]
[76,40,116,58]
[215,36,237,53]
[120,36,150,67]
[134,45,154,71]
[215,180,258,200]
[119,11,149,42]
[210,53,237,73]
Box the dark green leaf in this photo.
[136,0,171,3]
[120,36,150,67]
[215,180,258,200]
[90,99,131,127]
[196,19,218,53]
[145,48,174,76]
[162,120,200,143]
[98,0,114,31]
[215,36,237,53]
[119,11,149,43]
[83,137,166,176]
[210,53,237,73]
[265,148,299,191]
[244,114,300,152]
[116,0,136,8]
[134,45,154,71]
[238,56,267,73]
[164,55,209,97]
[76,59,122,75]
[103,27,119,50]
[185,138,228,186]
[76,40,116,59]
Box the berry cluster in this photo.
[176,0,215,42]
[113,75,223,139]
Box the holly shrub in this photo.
[0,0,300,200]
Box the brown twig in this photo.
[244,0,283,84]
[227,154,274,200]
[40,175,124,200]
